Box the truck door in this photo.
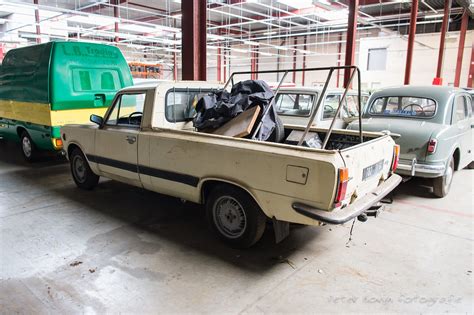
[93,91,147,186]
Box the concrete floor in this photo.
[0,140,472,314]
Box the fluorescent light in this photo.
[259,51,273,56]
[120,24,160,34]
[67,14,118,26]
[243,40,260,46]
[424,14,444,19]
[263,31,277,35]
[233,48,248,53]
[273,45,288,50]
[277,0,313,9]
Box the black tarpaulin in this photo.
[193,80,277,141]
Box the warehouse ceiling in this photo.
[0,0,471,70]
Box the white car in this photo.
[275,88,369,129]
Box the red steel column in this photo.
[433,0,451,85]
[223,49,227,83]
[217,46,222,82]
[182,0,207,81]
[33,0,41,44]
[251,51,256,80]
[344,0,358,88]
[292,37,298,84]
[454,10,468,87]
[468,42,474,88]
[113,0,119,43]
[336,32,342,88]
[404,0,418,85]
[302,35,307,86]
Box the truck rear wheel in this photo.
[20,131,37,162]
[206,185,266,248]
[432,157,454,198]
[70,148,99,190]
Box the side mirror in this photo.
[90,114,103,126]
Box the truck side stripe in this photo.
[87,154,199,187]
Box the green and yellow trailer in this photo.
[0,41,133,161]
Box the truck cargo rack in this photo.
[223,65,363,149]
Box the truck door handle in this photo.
[125,136,136,144]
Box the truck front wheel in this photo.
[70,148,99,190]
[206,185,266,248]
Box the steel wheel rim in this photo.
[22,136,32,157]
[213,196,247,239]
[73,155,87,183]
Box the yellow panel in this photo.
[0,100,109,126]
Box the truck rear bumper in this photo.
[292,174,402,225]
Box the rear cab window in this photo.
[368,96,436,118]
[165,89,215,122]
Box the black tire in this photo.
[433,156,454,198]
[69,148,99,190]
[20,130,38,162]
[206,184,266,248]
[467,161,474,169]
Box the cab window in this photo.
[105,92,146,127]
[323,94,339,119]
[165,89,213,122]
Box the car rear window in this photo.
[368,96,436,118]
[275,93,315,116]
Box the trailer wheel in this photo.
[70,148,99,190]
[20,131,37,162]
[433,156,454,198]
[206,184,266,248]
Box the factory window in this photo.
[367,48,387,71]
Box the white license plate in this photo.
[363,159,384,181]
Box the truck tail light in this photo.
[334,168,349,206]
[391,144,400,172]
[427,139,437,154]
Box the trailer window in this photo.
[369,96,436,118]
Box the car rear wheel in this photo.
[70,148,99,190]
[206,184,266,248]
[20,131,37,162]
[432,156,454,198]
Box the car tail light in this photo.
[334,168,349,206]
[391,144,400,172]
[427,139,437,154]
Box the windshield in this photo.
[275,93,315,116]
[368,96,437,118]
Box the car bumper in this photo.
[292,174,402,225]
[396,159,445,178]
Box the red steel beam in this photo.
[292,37,298,84]
[433,0,451,85]
[223,49,227,83]
[404,0,418,85]
[469,41,474,88]
[217,46,222,82]
[33,0,41,44]
[454,10,468,87]
[182,0,207,81]
[336,32,342,88]
[251,51,257,80]
[302,35,307,86]
[344,0,358,88]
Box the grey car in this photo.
[348,86,473,197]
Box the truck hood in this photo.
[349,117,440,162]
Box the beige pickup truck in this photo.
[61,79,402,248]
